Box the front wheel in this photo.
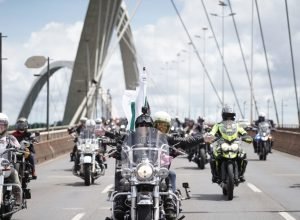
[197,148,206,169]
[226,163,234,200]
[137,206,152,220]
[84,164,92,186]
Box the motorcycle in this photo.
[253,122,272,160]
[73,129,106,186]
[205,122,250,201]
[0,148,26,220]
[107,127,185,220]
[186,139,209,170]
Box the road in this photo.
[14,144,300,220]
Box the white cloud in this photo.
[3,21,83,124]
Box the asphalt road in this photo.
[13,144,300,220]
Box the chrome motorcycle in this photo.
[73,129,106,186]
[107,127,183,220]
[0,148,25,220]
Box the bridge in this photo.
[1,0,300,220]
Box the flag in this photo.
[122,68,150,131]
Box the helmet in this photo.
[258,112,266,122]
[79,117,88,125]
[95,118,102,125]
[15,117,28,132]
[85,119,96,132]
[0,113,9,135]
[135,113,154,128]
[153,111,171,133]
[221,105,236,121]
[197,116,205,124]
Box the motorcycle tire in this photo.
[263,142,268,161]
[197,148,206,170]
[84,164,92,186]
[137,205,152,220]
[226,163,234,201]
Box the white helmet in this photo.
[153,111,171,133]
[86,119,96,127]
[0,113,9,135]
[95,118,102,124]
[259,112,266,117]
[79,117,88,125]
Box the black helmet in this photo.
[221,105,236,121]
[258,112,266,122]
[197,116,205,124]
[16,117,28,131]
[135,113,154,128]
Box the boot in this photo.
[32,170,37,180]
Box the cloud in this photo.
[3,21,83,124]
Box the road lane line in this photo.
[102,184,114,193]
[279,212,296,220]
[72,213,85,220]
[247,183,262,192]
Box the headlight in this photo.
[1,159,10,167]
[121,168,131,179]
[136,163,154,181]
[157,167,169,179]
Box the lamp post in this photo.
[243,101,246,118]
[267,99,270,119]
[188,42,192,119]
[0,33,7,112]
[195,27,213,117]
[211,1,236,106]
[25,56,50,138]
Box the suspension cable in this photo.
[200,0,244,118]
[170,0,222,105]
[228,0,259,117]
[284,0,300,127]
[254,0,279,126]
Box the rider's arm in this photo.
[209,123,219,137]
[167,133,204,150]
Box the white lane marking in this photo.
[279,212,296,220]
[247,183,262,192]
[102,184,114,193]
[72,213,85,220]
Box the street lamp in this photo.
[0,33,7,112]
[195,27,213,117]
[211,1,236,106]
[25,56,50,138]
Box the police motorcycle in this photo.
[205,122,251,200]
[0,148,27,220]
[106,127,184,220]
[253,121,272,160]
[73,127,105,186]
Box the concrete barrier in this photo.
[34,136,74,163]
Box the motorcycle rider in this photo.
[253,112,273,153]
[208,106,252,183]
[11,117,37,179]
[0,113,22,205]
[68,117,88,162]
[153,111,206,217]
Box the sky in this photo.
[1,0,300,126]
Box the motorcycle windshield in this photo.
[79,129,97,141]
[258,122,271,135]
[121,127,169,168]
[219,120,238,142]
